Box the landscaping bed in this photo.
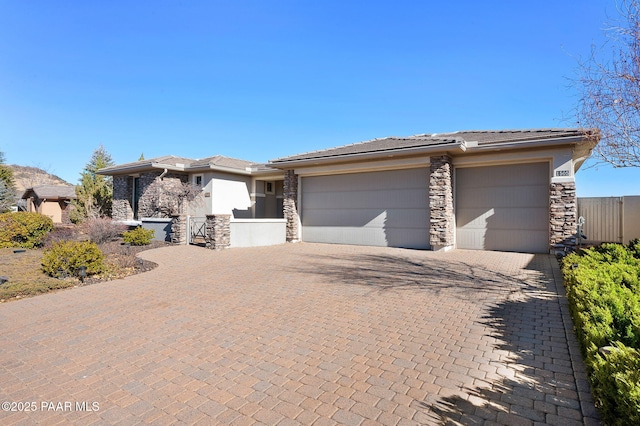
[0,214,168,302]
[562,240,640,424]
[0,241,165,302]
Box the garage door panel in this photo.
[302,169,430,249]
[456,186,549,209]
[457,229,549,253]
[457,207,548,230]
[456,163,549,253]
[303,208,429,228]
[458,163,549,188]
[303,189,427,210]
[303,171,427,192]
[303,226,429,249]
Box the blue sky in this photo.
[0,0,638,197]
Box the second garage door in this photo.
[456,162,550,253]
[301,168,430,249]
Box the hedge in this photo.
[0,212,54,248]
[563,241,640,424]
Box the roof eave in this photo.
[98,163,186,175]
[269,142,466,168]
[464,135,586,152]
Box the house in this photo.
[100,128,599,253]
[21,185,77,224]
[267,128,599,254]
[98,155,285,222]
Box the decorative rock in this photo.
[598,346,617,356]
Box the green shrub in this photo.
[591,343,640,425]
[41,240,105,278]
[0,212,54,248]
[122,227,154,246]
[563,242,640,423]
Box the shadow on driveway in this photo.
[291,250,600,425]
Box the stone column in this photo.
[283,170,300,242]
[112,175,133,221]
[429,155,455,251]
[550,182,577,254]
[171,215,187,245]
[205,214,231,250]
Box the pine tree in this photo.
[0,151,16,211]
[70,145,115,223]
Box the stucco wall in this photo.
[209,172,252,217]
[230,219,286,248]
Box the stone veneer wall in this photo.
[429,155,455,250]
[283,170,299,242]
[171,215,187,245]
[137,172,188,218]
[111,172,189,221]
[205,214,231,250]
[112,175,133,221]
[550,182,577,253]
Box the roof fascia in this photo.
[97,163,186,175]
[269,141,465,168]
[464,135,585,152]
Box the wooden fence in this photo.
[577,196,640,244]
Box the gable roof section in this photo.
[269,128,595,167]
[22,185,77,200]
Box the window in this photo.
[265,181,275,194]
[193,175,203,187]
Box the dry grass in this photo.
[0,240,167,302]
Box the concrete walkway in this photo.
[0,243,599,425]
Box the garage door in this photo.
[456,163,549,253]
[301,169,430,249]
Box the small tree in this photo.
[70,145,115,223]
[576,0,640,167]
[0,151,16,212]
[144,179,202,217]
[0,181,14,213]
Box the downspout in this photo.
[159,168,168,180]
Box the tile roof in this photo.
[22,185,77,200]
[270,128,589,164]
[435,128,585,145]
[189,155,255,170]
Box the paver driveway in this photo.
[0,243,599,425]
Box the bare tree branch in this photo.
[576,0,640,167]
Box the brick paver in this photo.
[0,243,600,424]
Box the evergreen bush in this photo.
[41,240,105,278]
[563,241,640,423]
[0,212,54,248]
[122,227,154,246]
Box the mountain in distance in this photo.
[8,165,73,196]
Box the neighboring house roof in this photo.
[21,185,77,200]
[268,128,598,166]
[98,154,282,177]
